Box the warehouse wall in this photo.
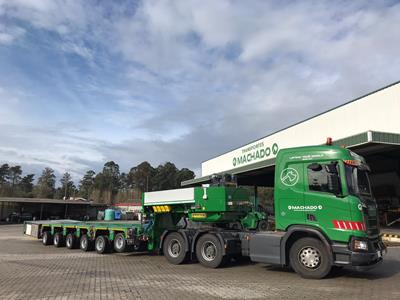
[202,82,400,176]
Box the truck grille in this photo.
[364,206,379,237]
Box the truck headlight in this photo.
[353,239,368,251]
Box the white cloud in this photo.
[0,0,400,180]
[0,24,25,45]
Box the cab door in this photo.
[275,162,305,230]
[303,161,352,240]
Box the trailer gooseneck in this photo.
[24,144,386,279]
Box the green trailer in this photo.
[25,219,148,253]
[24,143,387,279]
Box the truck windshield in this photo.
[345,165,372,197]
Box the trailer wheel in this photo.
[114,233,127,253]
[163,232,188,265]
[66,234,77,249]
[42,231,52,246]
[289,237,332,279]
[80,234,94,252]
[95,235,110,254]
[196,234,225,268]
[53,232,65,247]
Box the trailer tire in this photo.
[196,233,225,268]
[289,237,332,279]
[80,234,94,252]
[95,235,110,254]
[163,232,188,265]
[42,231,52,246]
[53,232,65,247]
[114,233,127,253]
[66,234,77,249]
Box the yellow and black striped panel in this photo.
[382,233,400,239]
[152,205,172,213]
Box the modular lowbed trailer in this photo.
[24,219,148,253]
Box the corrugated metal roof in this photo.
[0,197,93,205]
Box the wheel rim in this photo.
[81,238,87,249]
[66,237,71,247]
[96,238,104,251]
[168,239,181,258]
[54,235,59,245]
[299,246,321,269]
[201,241,217,262]
[43,234,47,244]
[116,237,124,249]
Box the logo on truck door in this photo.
[280,168,299,186]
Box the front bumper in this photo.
[332,238,386,270]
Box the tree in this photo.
[34,167,56,198]
[19,174,35,197]
[152,162,179,191]
[119,172,130,190]
[176,168,195,186]
[128,161,155,192]
[79,170,95,200]
[60,172,74,199]
[92,161,121,204]
[8,165,22,196]
[0,163,10,186]
[0,163,10,196]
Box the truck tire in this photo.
[163,232,188,265]
[114,233,127,253]
[95,235,110,254]
[53,232,65,247]
[196,233,225,268]
[289,237,332,279]
[80,234,94,252]
[66,233,77,249]
[42,231,52,246]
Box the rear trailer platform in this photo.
[24,219,147,253]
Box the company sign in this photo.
[232,142,279,167]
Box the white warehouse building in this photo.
[183,81,400,224]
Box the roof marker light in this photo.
[343,160,361,166]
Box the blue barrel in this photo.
[104,209,115,221]
[114,210,122,220]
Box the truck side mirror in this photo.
[308,163,322,171]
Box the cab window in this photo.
[307,162,340,194]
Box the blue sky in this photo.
[1,0,400,182]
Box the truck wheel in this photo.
[114,233,127,253]
[95,235,110,254]
[80,234,94,252]
[53,232,65,247]
[42,231,52,246]
[163,232,188,264]
[196,234,225,268]
[289,237,332,279]
[66,234,77,249]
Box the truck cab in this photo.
[250,145,386,278]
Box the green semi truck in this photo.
[24,144,386,279]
